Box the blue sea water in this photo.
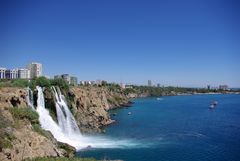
[77,94,240,161]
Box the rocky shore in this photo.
[0,86,131,160]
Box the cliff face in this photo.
[0,86,131,160]
[0,87,74,161]
[0,87,28,108]
[69,86,130,133]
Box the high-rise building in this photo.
[62,74,71,84]
[219,85,229,91]
[148,80,152,87]
[27,62,42,78]
[54,74,78,85]
[120,83,126,89]
[18,68,30,79]
[207,85,210,90]
[0,68,6,79]
[70,76,78,86]
[157,83,161,87]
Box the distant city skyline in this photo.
[1,0,239,87]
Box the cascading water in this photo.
[52,86,81,135]
[26,87,34,110]
[35,86,143,150]
[36,86,67,142]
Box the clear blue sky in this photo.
[0,0,239,87]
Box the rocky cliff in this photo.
[0,87,28,108]
[0,86,131,160]
[0,87,75,161]
[69,86,130,133]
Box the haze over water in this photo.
[78,94,240,161]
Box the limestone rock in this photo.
[0,87,28,108]
[0,87,75,161]
[69,86,130,133]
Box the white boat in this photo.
[209,104,215,109]
[209,101,218,109]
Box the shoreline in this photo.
[127,91,240,99]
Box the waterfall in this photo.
[36,86,83,147]
[52,86,81,135]
[35,86,140,150]
[36,86,67,142]
[26,87,34,110]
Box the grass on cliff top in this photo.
[25,157,98,161]
[0,77,69,91]
[0,79,29,88]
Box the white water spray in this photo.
[36,86,143,150]
[26,87,34,110]
[52,86,81,135]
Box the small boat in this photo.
[128,112,132,115]
[213,101,218,105]
[209,101,218,109]
[209,104,215,109]
[157,97,163,101]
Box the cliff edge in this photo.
[0,87,75,161]
[69,86,130,133]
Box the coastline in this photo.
[1,82,240,160]
[127,91,240,99]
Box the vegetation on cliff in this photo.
[9,107,53,139]
[0,111,15,149]
[0,105,76,160]
[0,77,69,92]
[9,107,39,124]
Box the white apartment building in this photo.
[27,62,42,78]
[0,68,6,79]
[5,69,18,79]
[18,68,30,79]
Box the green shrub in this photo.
[10,107,39,124]
[29,80,37,90]
[0,80,13,87]
[35,77,51,88]
[12,79,29,87]
[50,78,69,91]
[0,79,29,87]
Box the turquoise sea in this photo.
[77,94,240,161]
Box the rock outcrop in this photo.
[69,86,130,133]
[0,87,75,161]
[0,86,131,160]
[0,87,28,108]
